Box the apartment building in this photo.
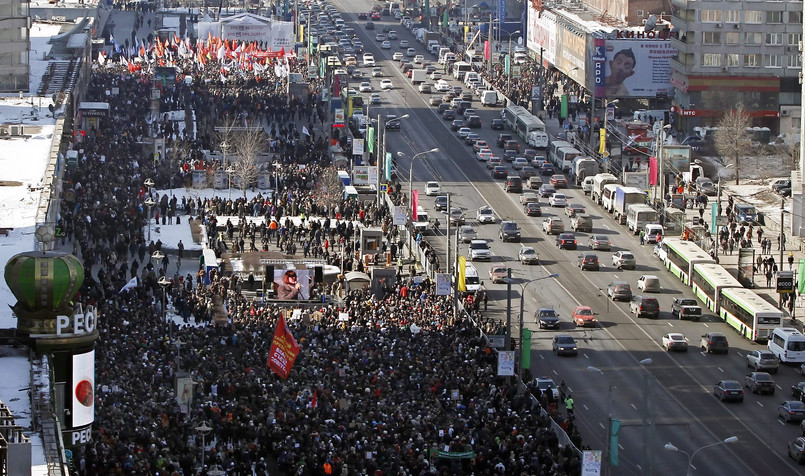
[0,0,30,92]
[668,0,803,134]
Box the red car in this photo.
[573,306,597,327]
[371,11,381,20]
[358,12,368,19]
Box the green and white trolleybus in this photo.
[717,287,783,342]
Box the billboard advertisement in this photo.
[526,8,557,65]
[72,350,95,428]
[272,268,312,300]
[602,39,676,98]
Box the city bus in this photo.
[515,112,546,142]
[548,140,574,166]
[503,104,529,130]
[556,147,582,173]
[717,287,784,342]
[690,263,743,313]
[658,238,714,286]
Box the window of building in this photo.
[789,54,802,68]
[702,31,721,44]
[743,54,761,67]
[701,10,723,22]
[791,12,803,24]
[766,33,784,45]
[790,33,802,46]
[723,10,740,23]
[765,54,782,68]
[702,54,722,67]
[766,11,783,24]
[725,54,740,67]
[745,32,762,45]
[745,11,763,23]
[637,10,644,17]
[724,32,740,45]
[794,117,802,131]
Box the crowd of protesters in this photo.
[48,10,593,472]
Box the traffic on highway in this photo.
[316,1,805,473]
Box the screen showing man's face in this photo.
[609,54,635,82]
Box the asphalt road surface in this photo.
[324,2,805,474]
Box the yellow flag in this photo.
[458,256,467,292]
[599,128,606,154]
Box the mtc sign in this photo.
[56,306,97,336]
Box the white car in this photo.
[380,79,394,90]
[548,193,567,207]
[406,47,416,57]
[374,34,386,41]
[435,80,451,92]
[425,181,441,196]
[518,246,539,264]
[413,54,425,64]
[369,93,381,105]
[363,54,375,67]
[371,67,383,77]
[400,39,409,47]
[512,157,529,170]
[359,81,372,92]
[388,30,398,39]
[477,151,493,161]
[393,52,404,61]
[662,333,689,352]
[476,207,496,223]
[381,41,391,49]
[430,71,442,80]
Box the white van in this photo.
[464,71,480,86]
[601,184,620,213]
[768,327,805,363]
[464,263,481,293]
[480,90,499,106]
[413,206,430,234]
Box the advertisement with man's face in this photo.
[603,39,676,98]
[273,268,311,300]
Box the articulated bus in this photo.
[717,287,783,342]
[690,263,743,313]
[503,104,529,130]
[658,238,714,286]
[514,113,546,142]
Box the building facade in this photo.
[668,0,803,135]
[0,0,30,92]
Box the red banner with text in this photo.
[267,315,301,379]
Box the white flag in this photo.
[119,277,138,294]
[302,126,310,136]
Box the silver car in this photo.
[459,225,478,243]
[611,251,636,270]
[589,235,612,251]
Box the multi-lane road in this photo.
[324,2,805,474]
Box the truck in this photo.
[592,173,618,204]
[427,40,440,55]
[411,69,427,85]
[626,204,658,234]
[612,186,645,224]
[572,157,598,185]
[671,298,702,321]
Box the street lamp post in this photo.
[406,147,440,214]
[664,436,738,476]
[158,275,171,339]
[195,421,212,471]
[378,114,410,206]
[494,28,520,95]
[144,196,156,242]
[512,273,558,380]
[226,166,235,201]
[587,358,653,476]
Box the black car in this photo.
[466,115,482,128]
[744,372,775,395]
[552,335,578,356]
[524,202,542,216]
[491,166,508,179]
[451,119,465,131]
[537,308,560,329]
[357,12,368,19]
[434,195,448,211]
[437,103,451,114]
[793,382,805,401]
[630,296,660,319]
[714,380,744,402]
[499,221,521,242]
[491,118,505,130]
[365,21,375,29]
[556,233,577,250]
[577,252,600,271]
[540,163,556,176]
[442,109,456,120]
[497,133,513,148]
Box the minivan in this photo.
[733,203,757,224]
[464,263,481,293]
[480,90,499,106]
[505,176,523,193]
[570,214,593,232]
[528,176,543,189]
[637,275,661,293]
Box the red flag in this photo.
[310,389,318,408]
[412,190,419,220]
[267,315,301,379]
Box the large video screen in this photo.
[272,268,312,300]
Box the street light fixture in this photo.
[587,358,653,476]
[506,272,558,379]
[195,421,212,470]
[664,436,738,476]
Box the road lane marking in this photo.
[718,367,725,373]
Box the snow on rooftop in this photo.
[29,23,65,95]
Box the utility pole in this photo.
[445,193,451,275]
[505,268,512,351]
[487,13,493,73]
[377,113,384,206]
[538,47,545,112]
[780,196,786,310]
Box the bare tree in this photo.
[317,167,345,217]
[713,104,751,185]
[229,121,269,197]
